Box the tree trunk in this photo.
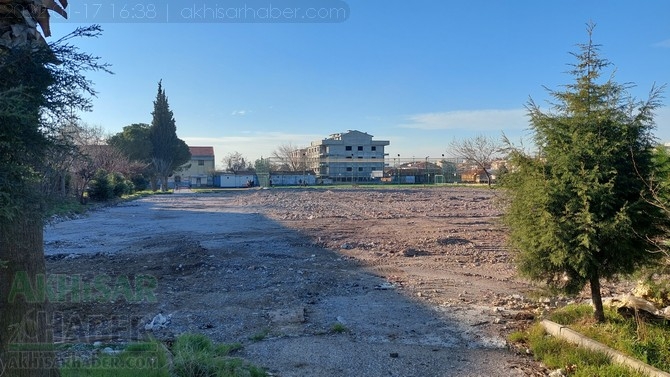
[484,170,492,188]
[590,274,606,323]
[0,215,59,376]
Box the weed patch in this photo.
[60,335,265,377]
[509,304,670,376]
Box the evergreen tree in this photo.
[108,123,154,163]
[0,22,110,376]
[149,81,190,191]
[501,24,667,322]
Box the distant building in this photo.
[214,172,257,188]
[174,146,215,187]
[301,130,390,183]
[460,169,490,184]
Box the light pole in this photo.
[397,154,400,184]
[302,152,306,187]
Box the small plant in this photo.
[248,329,270,342]
[172,333,266,377]
[60,335,265,377]
[61,340,170,377]
[330,322,348,334]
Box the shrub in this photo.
[87,169,114,201]
[110,172,134,197]
[172,333,264,377]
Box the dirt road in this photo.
[44,187,543,376]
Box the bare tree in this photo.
[222,151,251,173]
[271,142,305,171]
[68,123,133,203]
[449,134,500,187]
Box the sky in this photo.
[49,0,670,169]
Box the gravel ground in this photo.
[44,187,552,376]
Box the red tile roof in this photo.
[189,146,214,157]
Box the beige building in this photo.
[300,130,390,183]
[174,146,215,187]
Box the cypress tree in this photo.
[149,81,190,191]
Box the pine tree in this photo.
[149,81,190,191]
[502,24,667,322]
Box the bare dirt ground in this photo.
[44,187,555,376]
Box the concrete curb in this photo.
[541,319,670,377]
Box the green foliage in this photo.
[172,334,266,377]
[61,341,169,377]
[87,170,135,201]
[149,80,191,189]
[501,25,667,318]
[536,304,670,373]
[548,304,595,325]
[108,123,153,163]
[87,169,114,201]
[0,26,111,222]
[510,323,647,377]
[109,82,191,191]
[330,322,348,333]
[131,174,150,191]
[61,336,263,377]
[110,172,134,197]
[254,157,273,173]
[248,329,269,342]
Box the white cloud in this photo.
[231,110,249,116]
[653,39,670,48]
[397,109,528,131]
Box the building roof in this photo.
[189,146,214,157]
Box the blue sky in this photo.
[50,0,670,168]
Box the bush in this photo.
[110,172,134,197]
[61,341,170,377]
[87,169,114,201]
[172,334,263,377]
[131,174,150,191]
[87,170,136,201]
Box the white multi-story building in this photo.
[301,130,390,183]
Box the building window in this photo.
[371,156,376,159]
[345,146,352,151]
[371,146,377,151]
[198,160,204,166]
[358,167,363,172]
[346,156,352,159]
[357,146,363,151]
[358,156,363,159]
[346,167,352,172]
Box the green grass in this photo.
[248,329,270,342]
[61,335,265,377]
[60,341,169,377]
[46,190,172,219]
[509,304,670,376]
[172,334,265,377]
[330,322,348,333]
[121,190,173,200]
[45,198,89,218]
